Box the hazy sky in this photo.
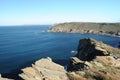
[0,0,120,25]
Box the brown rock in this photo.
[76,38,120,61]
[19,57,69,80]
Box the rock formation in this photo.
[76,38,120,61]
[19,57,69,80]
[19,38,120,80]
[49,22,120,36]
[68,38,120,80]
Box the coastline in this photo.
[48,30,120,38]
[48,22,120,37]
[19,38,120,80]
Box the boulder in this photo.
[19,57,69,80]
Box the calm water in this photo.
[0,25,120,78]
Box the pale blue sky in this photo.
[0,0,120,25]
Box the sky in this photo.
[0,0,120,25]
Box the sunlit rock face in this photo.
[19,57,69,80]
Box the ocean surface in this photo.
[0,25,120,78]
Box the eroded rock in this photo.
[19,57,69,80]
[68,38,120,80]
[19,38,120,80]
[76,38,120,61]
[68,57,89,71]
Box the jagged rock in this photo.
[19,57,69,80]
[68,38,120,80]
[0,74,13,80]
[19,38,120,80]
[76,38,120,61]
[68,57,89,71]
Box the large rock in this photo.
[76,38,120,61]
[68,38,120,80]
[19,57,69,80]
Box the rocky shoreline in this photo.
[1,38,120,80]
[48,22,120,37]
[19,38,120,80]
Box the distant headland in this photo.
[49,22,120,37]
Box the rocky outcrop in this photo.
[19,57,69,80]
[0,74,13,80]
[49,22,120,37]
[76,38,120,61]
[68,38,120,80]
[19,38,120,80]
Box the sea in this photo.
[0,25,120,79]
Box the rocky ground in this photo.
[18,38,120,80]
[49,22,120,37]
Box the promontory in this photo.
[49,22,120,36]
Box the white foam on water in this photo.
[70,50,77,54]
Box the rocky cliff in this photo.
[67,38,120,80]
[76,38,120,61]
[19,38,120,80]
[49,22,120,36]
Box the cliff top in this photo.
[52,22,120,32]
[49,22,120,36]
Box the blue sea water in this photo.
[0,25,120,78]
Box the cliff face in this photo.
[68,38,120,80]
[19,38,120,80]
[49,22,120,36]
[76,38,120,61]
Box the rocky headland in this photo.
[19,38,120,80]
[49,22,120,37]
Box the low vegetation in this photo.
[50,22,120,36]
